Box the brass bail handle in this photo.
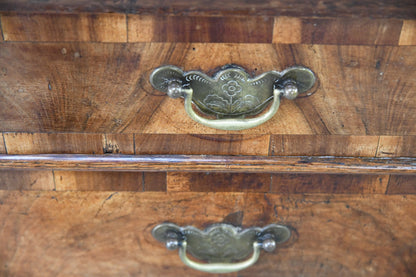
[152,223,291,274]
[149,65,316,131]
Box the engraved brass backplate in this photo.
[152,222,291,273]
[149,65,316,130]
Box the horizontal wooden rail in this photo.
[0,155,415,174]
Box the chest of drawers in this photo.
[0,1,415,276]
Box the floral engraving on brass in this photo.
[152,222,291,273]
[149,64,316,130]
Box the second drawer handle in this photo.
[152,222,291,274]
[150,64,316,130]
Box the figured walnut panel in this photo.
[135,134,270,156]
[167,172,270,192]
[300,18,402,45]
[143,172,167,192]
[377,136,416,157]
[4,133,105,154]
[0,19,3,42]
[0,191,414,276]
[273,17,404,45]
[272,17,302,44]
[103,134,134,154]
[0,43,415,135]
[270,135,379,157]
[399,20,416,45]
[0,133,5,154]
[0,170,55,190]
[55,172,168,192]
[386,175,416,194]
[54,171,143,191]
[1,13,127,42]
[271,174,389,194]
[128,15,273,43]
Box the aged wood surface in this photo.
[135,134,270,156]
[299,18,402,45]
[143,172,166,191]
[54,171,167,192]
[273,17,302,44]
[4,133,105,154]
[270,135,379,157]
[167,172,270,192]
[0,191,414,276]
[399,20,416,45]
[128,15,273,43]
[0,0,415,19]
[0,133,5,154]
[0,170,166,192]
[54,171,143,191]
[0,43,415,135]
[271,174,389,194]
[0,170,54,190]
[377,136,416,158]
[0,154,415,175]
[3,133,136,155]
[387,175,416,194]
[1,13,127,42]
[2,13,413,45]
[273,17,404,45]
[2,133,415,157]
[1,169,414,194]
[103,134,135,154]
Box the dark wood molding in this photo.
[0,154,415,174]
[1,1,415,19]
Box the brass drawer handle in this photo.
[150,65,316,130]
[152,222,291,274]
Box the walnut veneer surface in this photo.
[0,1,415,276]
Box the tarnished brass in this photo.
[152,223,291,273]
[149,64,316,130]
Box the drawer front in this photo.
[1,4,416,276]
[1,13,415,156]
[0,191,415,276]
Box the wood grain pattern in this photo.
[399,20,416,45]
[386,175,416,194]
[4,133,104,154]
[52,170,166,192]
[0,43,416,135]
[54,171,143,191]
[135,134,270,155]
[143,172,167,191]
[1,13,127,42]
[1,43,415,135]
[167,172,270,192]
[377,136,416,157]
[271,174,389,194]
[273,17,404,45]
[273,17,302,44]
[103,134,134,154]
[0,16,3,42]
[0,191,414,276]
[270,135,379,157]
[300,18,403,45]
[0,133,5,154]
[1,0,415,19]
[128,15,273,43]
[0,154,415,175]
[3,132,414,158]
[0,170,54,190]
[0,13,410,45]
